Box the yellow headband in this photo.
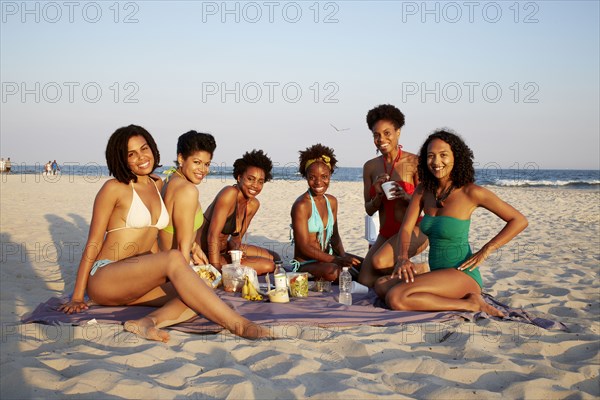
[305,155,331,170]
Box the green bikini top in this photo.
[161,169,204,235]
[163,208,204,234]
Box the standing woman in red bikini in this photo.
[358,104,429,287]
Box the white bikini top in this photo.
[107,180,169,233]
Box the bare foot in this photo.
[124,317,170,343]
[465,293,506,318]
[231,321,275,340]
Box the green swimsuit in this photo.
[419,214,483,288]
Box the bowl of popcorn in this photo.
[191,264,222,289]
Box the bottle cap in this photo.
[342,267,348,271]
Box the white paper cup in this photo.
[381,181,398,200]
[351,281,369,294]
[229,250,243,264]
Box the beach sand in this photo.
[1,174,598,399]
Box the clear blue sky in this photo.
[1,0,599,169]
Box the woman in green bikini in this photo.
[125,131,217,334]
[374,130,528,316]
[158,130,215,264]
[290,144,362,281]
[200,149,280,274]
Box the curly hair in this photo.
[176,131,217,166]
[106,124,161,184]
[418,129,475,193]
[298,143,338,177]
[366,104,406,131]
[233,149,273,182]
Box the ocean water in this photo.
[5,164,599,189]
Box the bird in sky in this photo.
[330,123,350,132]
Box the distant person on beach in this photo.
[44,161,52,176]
[358,104,429,288]
[290,143,362,281]
[5,157,11,174]
[158,130,215,263]
[51,160,59,175]
[200,149,279,275]
[374,130,528,316]
[58,125,272,342]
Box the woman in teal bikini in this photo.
[59,125,272,342]
[374,130,528,316]
[200,149,280,274]
[291,144,362,281]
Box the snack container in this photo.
[268,288,290,303]
[221,264,260,293]
[191,264,222,289]
[288,272,309,297]
[315,279,332,293]
[222,264,243,292]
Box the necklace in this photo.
[435,185,454,208]
[382,145,402,178]
[230,185,248,237]
[174,169,187,180]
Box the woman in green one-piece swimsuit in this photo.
[374,130,528,316]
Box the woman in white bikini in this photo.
[59,125,272,342]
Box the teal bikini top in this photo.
[307,191,334,251]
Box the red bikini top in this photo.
[369,146,416,198]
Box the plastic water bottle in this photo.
[338,267,353,305]
[274,261,287,290]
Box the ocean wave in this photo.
[492,179,600,187]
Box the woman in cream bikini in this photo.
[290,144,362,281]
[59,125,272,342]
